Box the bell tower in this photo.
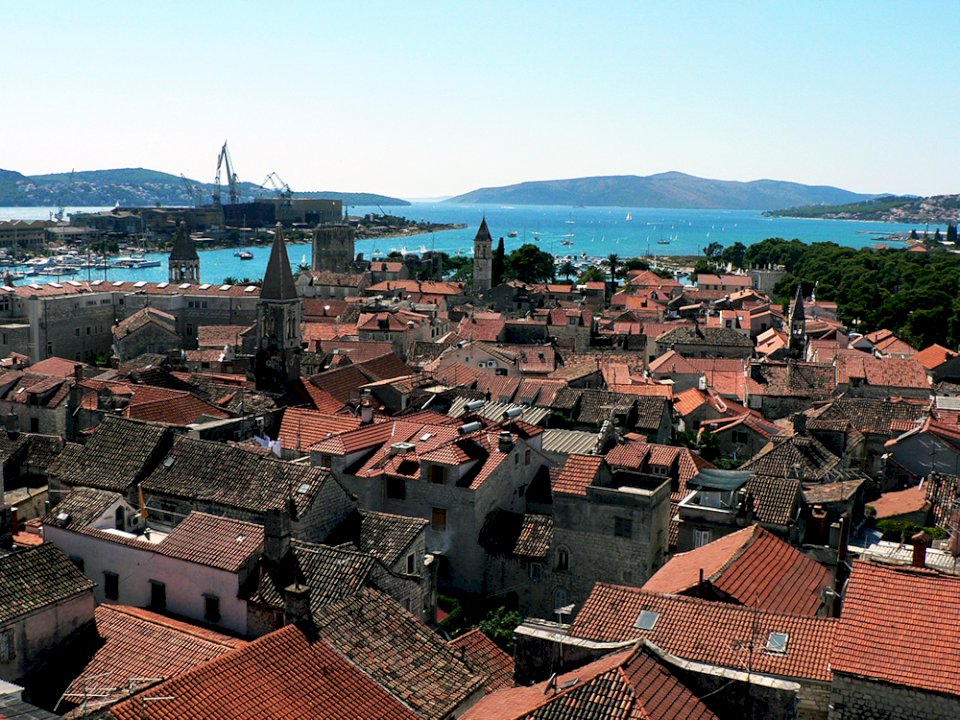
[254,223,302,391]
[789,284,807,358]
[472,217,493,293]
[168,221,200,283]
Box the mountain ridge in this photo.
[446,171,880,211]
[0,167,410,207]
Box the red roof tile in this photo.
[449,629,515,693]
[643,525,830,616]
[110,624,422,720]
[570,583,836,682]
[278,408,361,451]
[914,343,959,370]
[150,512,264,572]
[833,561,960,695]
[553,454,604,495]
[869,485,930,519]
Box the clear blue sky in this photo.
[2,1,957,198]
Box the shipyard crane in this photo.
[179,174,202,208]
[261,172,293,205]
[212,141,240,206]
[53,168,75,222]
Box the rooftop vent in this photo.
[498,430,514,453]
[390,441,416,455]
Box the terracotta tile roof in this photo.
[433,362,483,388]
[745,475,803,526]
[605,441,713,506]
[464,645,718,720]
[325,509,427,566]
[113,306,177,340]
[475,373,521,403]
[110,623,421,720]
[0,544,95,624]
[449,629,515,694]
[570,583,836,682]
[833,561,960,695]
[748,361,836,399]
[870,485,930,519]
[674,387,707,417]
[836,354,930,390]
[27,355,87,378]
[42,487,121,530]
[309,419,397,455]
[308,364,372,403]
[123,393,230,426]
[293,377,346,414]
[459,314,506,342]
[155,512,264,572]
[517,378,567,406]
[924,473,960,526]
[479,510,553,560]
[812,396,928,437]
[642,525,830,616]
[197,324,255,348]
[553,454,604,496]
[278,408,361,451]
[312,588,486,720]
[62,605,244,716]
[914,343,959,370]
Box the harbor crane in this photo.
[52,168,75,222]
[179,174,203,208]
[212,141,240,206]
[261,172,293,205]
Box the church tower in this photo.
[168,221,200,283]
[254,223,302,391]
[472,217,493,293]
[788,284,807,358]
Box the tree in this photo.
[934,228,943,243]
[492,237,505,286]
[910,229,919,240]
[704,241,724,261]
[721,242,747,269]
[622,257,650,273]
[579,267,606,283]
[948,224,958,245]
[505,244,555,283]
[558,259,576,280]
[476,606,523,653]
[607,253,619,297]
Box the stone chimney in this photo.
[911,529,932,568]
[793,412,807,436]
[359,389,375,425]
[263,507,290,563]
[498,430,514,453]
[283,582,311,625]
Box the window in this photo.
[186,324,193,336]
[104,571,119,600]
[86,326,91,335]
[556,547,569,573]
[319,454,332,469]
[693,529,711,548]
[74,327,80,336]
[386,476,406,500]
[406,553,415,574]
[428,465,446,484]
[46,342,53,357]
[614,517,633,538]
[524,449,531,465]
[732,430,749,445]
[149,580,166,610]
[699,490,722,508]
[634,609,660,631]
[69,555,85,573]
[204,594,221,622]
[529,562,543,582]
[29,417,39,433]
[568,317,578,326]
[495,368,508,376]
[0,629,14,663]
[431,507,447,532]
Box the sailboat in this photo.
[625,212,633,222]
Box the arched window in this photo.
[114,506,125,530]
[555,546,570,573]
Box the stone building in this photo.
[111,307,180,362]
[254,223,303,391]
[473,218,493,293]
[311,223,355,272]
[168,221,200,284]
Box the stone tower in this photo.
[472,217,493,293]
[312,223,356,272]
[254,223,302,391]
[168,221,199,283]
[789,284,807,358]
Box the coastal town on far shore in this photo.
[1,181,960,720]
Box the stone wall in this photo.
[829,673,960,720]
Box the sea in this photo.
[0,203,932,286]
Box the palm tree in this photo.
[559,260,576,281]
[607,253,619,300]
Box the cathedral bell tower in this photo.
[168,221,200,283]
[788,284,807,359]
[472,217,493,293]
[254,223,302,391]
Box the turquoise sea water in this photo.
[0,203,933,286]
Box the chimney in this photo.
[73,362,83,384]
[283,582,311,625]
[359,389,374,425]
[793,412,807,436]
[9,506,18,535]
[263,508,290,563]
[498,430,514,453]
[949,509,960,557]
[911,530,932,568]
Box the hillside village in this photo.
[2,216,960,720]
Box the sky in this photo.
[2,1,958,199]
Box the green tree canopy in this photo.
[505,243,555,283]
[492,237,505,286]
[579,266,606,283]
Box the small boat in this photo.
[237,251,253,260]
[625,213,633,221]
[657,238,671,245]
[561,239,574,247]
[507,230,518,238]
[37,266,79,276]
[24,257,56,268]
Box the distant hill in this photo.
[446,171,878,210]
[766,194,959,224]
[0,167,409,207]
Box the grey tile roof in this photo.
[57,416,172,493]
[657,325,754,348]
[479,510,553,560]
[0,544,95,625]
[42,487,120,530]
[325,509,427,567]
[141,435,337,516]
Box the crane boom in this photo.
[213,141,241,206]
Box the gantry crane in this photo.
[261,172,293,205]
